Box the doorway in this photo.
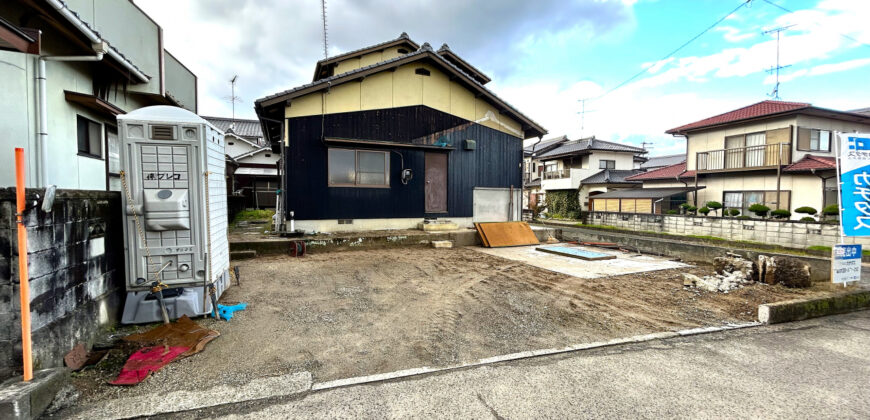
[425,152,448,213]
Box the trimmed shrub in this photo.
[545,190,581,220]
[800,216,816,222]
[705,201,723,216]
[728,208,741,217]
[666,209,679,214]
[822,204,840,216]
[736,215,751,220]
[795,206,817,216]
[770,209,791,219]
[685,205,697,215]
[748,203,770,218]
[698,206,710,215]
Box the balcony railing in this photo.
[543,169,570,180]
[696,143,791,172]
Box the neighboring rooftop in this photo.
[312,32,420,81]
[851,107,870,117]
[667,100,870,135]
[202,116,263,139]
[592,187,703,200]
[536,137,646,159]
[581,169,643,185]
[783,155,837,173]
[626,162,695,181]
[524,135,568,155]
[640,154,685,170]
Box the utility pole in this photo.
[763,24,795,100]
[321,0,328,59]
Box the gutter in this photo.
[46,0,149,83]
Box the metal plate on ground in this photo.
[536,246,616,261]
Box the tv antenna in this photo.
[641,141,655,151]
[227,75,241,124]
[577,98,596,137]
[763,24,795,99]
[320,0,328,58]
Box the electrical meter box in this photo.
[116,106,230,324]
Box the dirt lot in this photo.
[66,246,838,408]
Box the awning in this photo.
[234,167,278,176]
[65,91,125,116]
[592,187,704,199]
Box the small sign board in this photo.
[831,244,862,284]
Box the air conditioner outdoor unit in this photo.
[116,106,230,324]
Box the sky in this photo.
[135,0,870,156]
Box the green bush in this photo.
[748,203,770,218]
[705,201,723,216]
[822,204,840,216]
[728,208,740,217]
[770,209,791,219]
[665,209,679,214]
[698,206,710,215]
[800,216,817,222]
[736,215,751,220]
[795,206,817,215]
[685,205,697,215]
[545,190,581,220]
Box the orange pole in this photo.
[15,148,33,382]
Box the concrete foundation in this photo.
[759,291,870,324]
[293,217,474,234]
[0,368,65,420]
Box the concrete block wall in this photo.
[588,212,870,249]
[0,189,125,380]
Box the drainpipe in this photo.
[37,42,107,186]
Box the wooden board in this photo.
[476,222,539,247]
[474,223,491,247]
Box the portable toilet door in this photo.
[116,106,230,324]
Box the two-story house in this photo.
[1,0,197,191]
[666,100,870,219]
[204,116,280,208]
[535,136,646,211]
[522,135,568,209]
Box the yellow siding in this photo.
[360,71,393,110]
[381,47,403,61]
[324,81,361,114]
[334,57,361,75]
[392,64,423,107]
[606,199,619,212]
[636,199,652,214]
[621,199,636,213]
[422,63,451,113]
[281,63,524,138]
[358,51,383,68]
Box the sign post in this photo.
[834,132,870,286]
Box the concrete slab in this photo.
[471,243,689,279]
[0,368,65,420]
[536,245,616,261]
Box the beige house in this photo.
[522,135,568,209]
[666,100,870,219]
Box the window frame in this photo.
[327,148,391,188]
[722,189,791,215]
[104,124,120,191]
[599,159,616,169]
[76,115,103,159]
[797,127,832,152]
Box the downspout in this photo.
[37,44,106,187]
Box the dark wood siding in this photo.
[284,105,523,220]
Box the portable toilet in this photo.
[116,106,230,324]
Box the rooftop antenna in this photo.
[641,141,655,151]
[763,24,795,100]
[228,75,240,125]
[320,0,328,58]
[577,98,596,138]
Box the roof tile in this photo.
[667,100,810,134]
[783,154,837,172]
[626,162,695,181]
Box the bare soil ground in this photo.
[67,247,837,407]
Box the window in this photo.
[328,148,390,187]
[599,160,615,169]
[77,115,102,158]
[798,128,832,152]
[105,125,120,191]
[723,190,791,216]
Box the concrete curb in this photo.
[67,371,312,420]
[312,322,760,391]
[0,368,65,420]
[759,290,870,324]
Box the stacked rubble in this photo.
[683,253,812,292]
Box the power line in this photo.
[592,0,752,100]
[760,0,870,49]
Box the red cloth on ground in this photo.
[109,346,190,386]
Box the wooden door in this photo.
[425,152,448,213]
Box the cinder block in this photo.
[431,240,453,248]
[0,368,66,420]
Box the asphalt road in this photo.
[174,311,870,419]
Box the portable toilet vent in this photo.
[116,106,230,324]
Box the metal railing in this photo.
[543,169,570,180]
[696,143,791,172]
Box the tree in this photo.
[748,203,770,218]
[705,201,723,216]
[771,209,791,219]
[699,206,710,216]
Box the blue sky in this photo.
[138,0,870,156]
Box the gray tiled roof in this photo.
[536,137,646,159]
[524,135,568,154]
[202,116,263,139]
[255,43,546,137]
[851,107,870,117]
[640,154,685,169]
[581,169,643,184]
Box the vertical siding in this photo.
[285,105,522,220]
